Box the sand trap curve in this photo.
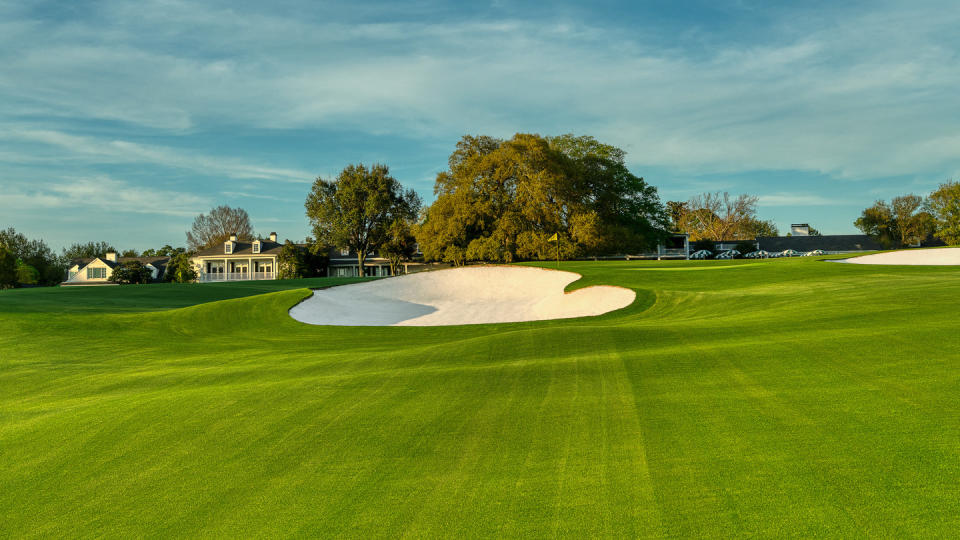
[290,266,636,326]
[837,248,960,265]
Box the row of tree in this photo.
[59,240,189,260]
[10,136,959,289]
[854,181,960,248]
[299,135,823,272]
[665,192,779,241]
[0,228,67,288]
[302,134,672,270]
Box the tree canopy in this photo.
[415,133,668,264]
[62,241,117,260]
[855,196,934,248]
[0,228,66,286]
[277,241,307,279]
[142,245,186,257]
[380,191,422,275]
[164,253,197,283]
[891,195,935,247]
[928,181,960,245]
[306,163,417,274]
[109,261,153,285]
[16,263,40,285]
[0,245,16,289]
[854,201,897,247]
[674,192,775,241]
[186,206,255,251]
[665,201,689,231]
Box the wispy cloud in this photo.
[0,128,312,182]
[3,2,959,181]
[221,191,299,202]
[1,177,211,217]
[1,1,955,182]
[758,193,850,207]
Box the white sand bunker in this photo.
[838,248,960,265]
[290,266,636,326]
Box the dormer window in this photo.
[225,242,233,254]
[253,241,261,254]
[340,247,350,256]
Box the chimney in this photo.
[105,251,118,262]
[229,233,238,242]
[269,232,277,242]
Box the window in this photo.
[253,241,260,254]
[340,248,350,256]
[87,267,106,279]
[225,242,233,254]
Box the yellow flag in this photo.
[548,233,558,242]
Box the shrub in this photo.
[110,261,153,284]
[16,262,39,285]
[0,246,16,289]
[164,253,197,283]
[278,241,306,279]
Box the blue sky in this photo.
[2,0,959,251]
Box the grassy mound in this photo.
[2,259,959,536]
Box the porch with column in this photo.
[200,258,277,282]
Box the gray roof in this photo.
[194,240,283,257]
[327,246,389,261]
[71,256,170,268]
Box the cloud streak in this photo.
[758,193,850,207]
[2,177,211,217]
[0,128,312,182]
[2,1,957,182]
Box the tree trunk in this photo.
[357,251,366,277]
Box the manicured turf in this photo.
[2,259,959,536]
[0,277,370,313]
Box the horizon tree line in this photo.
[6,137,960,289]
[854,181,960,248]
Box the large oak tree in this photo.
[305,163,418,275]
[416,133,668,264]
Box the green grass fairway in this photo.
[2,260,959,536]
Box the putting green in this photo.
[1,259,959,537]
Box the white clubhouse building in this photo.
[65,252,169,285]
[190,233,281,282]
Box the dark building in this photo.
[757,234,884,253]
